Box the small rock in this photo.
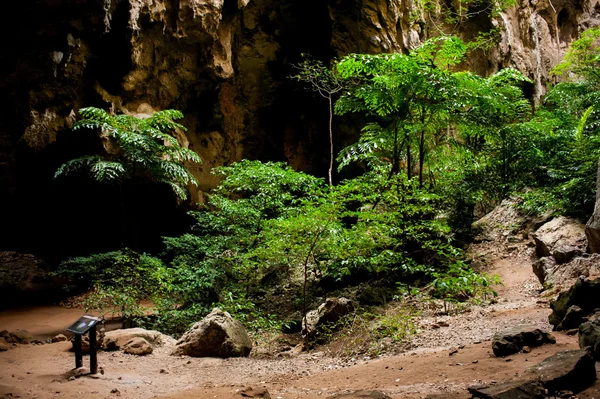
[492,326,555,357]
[327,391,391,399]
[52,334,68,343]
[522,346,532,354]
[123,337,152,356]
[238,386,271,398]
[0,343,8,351]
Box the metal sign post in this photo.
[66,315,102,374]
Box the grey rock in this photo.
[534,254,600,288]
[468,380,546,398]
[492,326,555,357]
[302,297,355,343]
[527,349,596,394]
[470,349,596,398]
[171,308,252,358]
[532,217,586,264]
[557,305,585,331]
[578,311,600,359]
[549,276,600,330]
[237,387,271,398]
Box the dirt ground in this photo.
[1,239,599,399]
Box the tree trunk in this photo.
[328,95,334,186]
[419,128,426,188]
[406,141,412,180]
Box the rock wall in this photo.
[1,0,599,258]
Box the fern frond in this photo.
[89,160,127,183]
[54,156,105,178]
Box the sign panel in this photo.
[66,315,102,335]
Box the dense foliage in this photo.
[54,29,600,344]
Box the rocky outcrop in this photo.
[533,253,600,288]
[469,349,597,398]
[491,326,555,357]
[171,308,252,358]
[532,217,586,264]
[0,252,59,298]
[586,159,600,253]
[549,276,600,330]
[578,311,600,359]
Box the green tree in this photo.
[159,161,324,330]
[335,36,467,186]
[55,107,201,200]
[55,107,201,246]
[291,56,347,186]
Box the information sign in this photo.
[66,315,101,335]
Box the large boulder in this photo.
[527,349,596,394]
[533,254,600,288]
[103,328,173,351]
[302,298,355,342]
[532,217,586,264]
[549,276,600,330]
[171,308,252,358]
[492,326,555,357]
[469,349,596,398]
[468,380,546,399]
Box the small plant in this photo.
[429,261,501,313]
[323,305,418,358]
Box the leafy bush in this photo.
[54,249,170,325]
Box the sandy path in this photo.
[0,239,593,399]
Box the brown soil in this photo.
[1,238,599,399]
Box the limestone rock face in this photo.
[0,252,58,297]
[534,253,600,288]
[171,308,252,358]
[3,0,600,261]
